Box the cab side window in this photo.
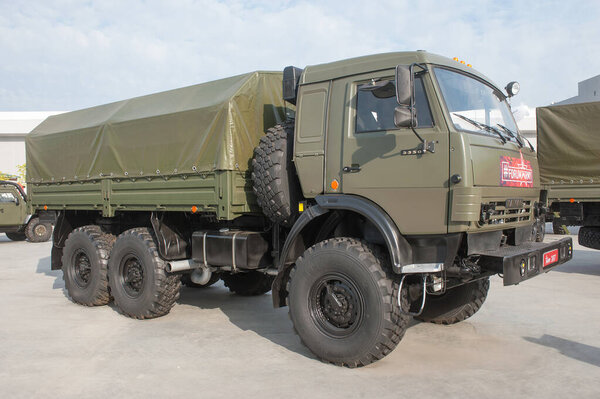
[356,77,433,133]
[0,192,17,203]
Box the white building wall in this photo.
[0,112,64,177]
[0,140,26,175]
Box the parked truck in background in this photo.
[26,51,573,367]
[538,101,600,249]
[0,180,52,242]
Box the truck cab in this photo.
[275,52,567,289]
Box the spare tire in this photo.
[252,120,302,227]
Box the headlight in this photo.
[505,81,520,97]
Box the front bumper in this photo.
[477,237,573,286]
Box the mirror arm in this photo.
[409,63,428,147]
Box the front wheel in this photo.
[25,217,53,242]
[287,238,409,368]
[5,232,26,241]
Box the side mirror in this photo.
[394,107,414,128]
[394,65,416,128]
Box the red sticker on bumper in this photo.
[500,156,533,187]
[543,249,559,267]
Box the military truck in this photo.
[27,52,573,367]
[538,101,600,249]
[0,180,53,242]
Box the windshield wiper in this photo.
[496,123,523,147]
[452,113,507,144]
[497,123,534,151]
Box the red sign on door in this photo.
[500,156,533,187]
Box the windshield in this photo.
[435,67,519,140]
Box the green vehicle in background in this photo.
[0,180,52,242]
[538,101,600,249]
[27,51,573,367]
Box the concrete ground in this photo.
[0,227,599,399]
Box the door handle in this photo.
[343,165,361,173]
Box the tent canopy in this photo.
[27,71,289,182]
[537,101,600,184]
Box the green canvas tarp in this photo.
[27,71,289,182]
[537,101,600,184]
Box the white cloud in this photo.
[0,0,599,111]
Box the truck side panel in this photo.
[28,171,258,219]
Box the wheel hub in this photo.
[310,273,364,337]
[321,284,355,327]
[73,251,92,288]
[34,224,47,237]
[122,257,144,297]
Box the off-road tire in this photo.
[181,273,220,288]
[5,232,26,241]
[62,226,115,306]
[416,278,490,325]
[251,121,301,227]
[552,220,569,235]
[222,271,274,296]
[579,226,600,250]
[287,238,409,368]
[108,228,181,319]
[25,217,52,242]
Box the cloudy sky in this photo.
[1,0,599,112]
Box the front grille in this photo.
[479,200,532,225]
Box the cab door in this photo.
[0,187,25,227]
[325,69,450,235]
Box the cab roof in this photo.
[301,51,501,92]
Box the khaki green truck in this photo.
[27,51,573,367]
[0,180,52,242]
[538,101,600,249]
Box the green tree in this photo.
[0,171,14,180]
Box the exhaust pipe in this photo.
[190,267,213,285]
[165,259,197,273]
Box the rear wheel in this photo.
[222,271,273,296]
[108,228,181,319]
[287,238,409,368]
[25,217,52,242]
[579,226,600,250]
[416,278,490,325]
[62,226,115,306]
[5,232,26,241]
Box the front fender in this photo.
[272,194,413,308]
